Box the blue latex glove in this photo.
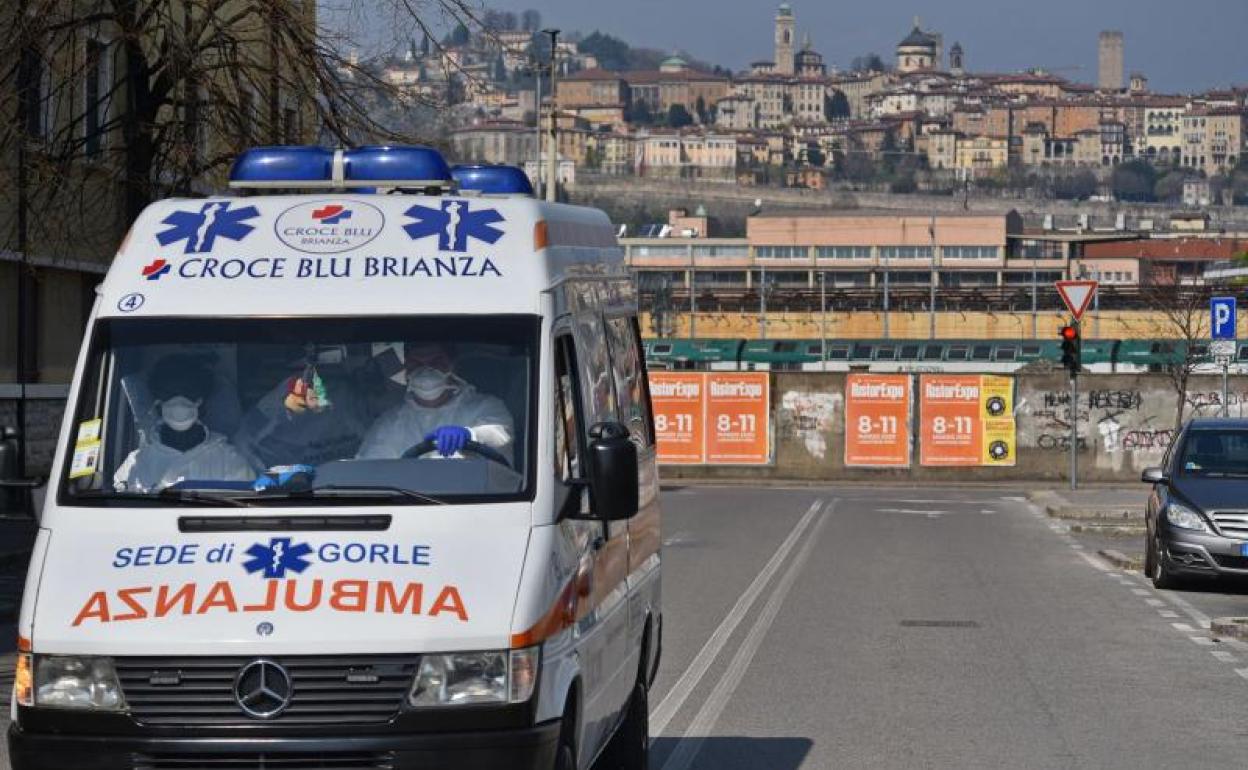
[425,426,471,457]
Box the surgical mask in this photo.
[160,396,200,431]
[407,367,456,402]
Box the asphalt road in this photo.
[5,485,1248,769]
[649,485,1248,770]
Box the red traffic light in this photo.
[1059,325,1079,341]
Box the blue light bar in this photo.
[346,146,452,186]
[451,164,534,196]
[229,146,334,187]
[228,145,453,189]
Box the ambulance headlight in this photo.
[33,655,126,711]
[408,647,539,707]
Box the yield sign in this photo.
[1055,280,1098,320]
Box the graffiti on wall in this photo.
[1017,385,1177,473]
[779,390,842,460]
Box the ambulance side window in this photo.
[553,335,584,482]
[605,316,653,447]
[573,312,617,427]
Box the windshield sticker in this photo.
[275,200,385,254]
[402,200,504,251]
[157,201,260,254]
[68,419,104,479]
[73,538,459,626]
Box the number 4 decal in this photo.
[117,293,146,313]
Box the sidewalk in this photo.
[1029,486,1147,521]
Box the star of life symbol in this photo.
[402,200,504,252]
[243,537,313,579]
[157,201,260,254]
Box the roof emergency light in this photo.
[451,164,534,196]
[229,145,453,190]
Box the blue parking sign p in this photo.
[1211,297,1237,340]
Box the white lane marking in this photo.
[980,509,997,515]
[1155,589,1213,630]
[1236,668,1248,681]
[1076,551,1110,572]
[1145,598,1165,607]
[649,498,824,736]
[1190,636,1215,646]
[1002,496,1026,501]
[1212,650,1239,663]
[878,508,946,518]
[1159,610,1180,618]
[659,502,834,770]
[1069,544,1085,550]
[1173,623,1196,633]
[874,498,1002,505]
[1131,588,1151,596]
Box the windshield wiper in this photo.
[241,485,447,506]
[72,489,251,507]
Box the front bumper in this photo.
[1158,524,1248,577]
[7,720,561,770]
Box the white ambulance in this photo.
[7,147,661,770]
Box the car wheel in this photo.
[599,683,649,770]
[1143,527,1157,577]
[1151,533,1183,590]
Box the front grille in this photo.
[1210,510,1248,538]
[1211,553,1248,570]
[115,655,419,727]
[133,751,395,769]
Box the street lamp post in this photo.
[759,264,768,340]
[820,270,828,372]
[929,214,937,339]
[542,28,560,203]
[882,249,891,339]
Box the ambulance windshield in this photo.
[60,316,537,506]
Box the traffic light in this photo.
[1059,323,1081,375]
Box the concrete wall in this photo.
[0,398,67,477]
[663,372,1248,483]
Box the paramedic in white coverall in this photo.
[355,343,514,462]
[114,355,255,492]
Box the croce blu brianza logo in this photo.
[156,201,260,254]
[403,200,504,251]
[275,200,385,254]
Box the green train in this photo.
[643,338,1243,373]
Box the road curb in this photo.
[1097,549,1143,572]
[1211,617,1248,640]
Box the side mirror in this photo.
[1141,467,1167,484]
[587,422,639,521]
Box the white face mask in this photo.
[407,366,455,402]
[160,396,200,431]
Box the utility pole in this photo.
[542,28,560,203]
[928,214,937,339]
[820,271,828,372]
[688,245,696,339]
[759,264,768,339]
[882,250,891,339]
[532,60,543,199]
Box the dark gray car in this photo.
[1142,418,1248,589]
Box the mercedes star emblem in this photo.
[233,659,293,719]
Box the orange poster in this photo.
[705,373,771,465]
[844,374,912,467]
[920,375,984,466]
[649,372,705,464]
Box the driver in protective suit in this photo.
[355,343,514,462]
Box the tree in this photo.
[806,147,826,168]
[1111,160,1158,202]
[444,22,471,47]
[1154,168,1198,202]
[824,90,851,119]
[1138,282,1215,433]
[667,104,694,128]
[695,96,708,124]
[578,31,632,71]
[521,9,542,32]
[851,53,887,73]
[492,56,508,83]
[626,100,655,126]
[1053,171,1098,200]
[1,0,488,233]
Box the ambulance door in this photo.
[604,315,660,687]
[568,310,633,761]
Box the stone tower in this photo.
[950,42,964,76]
[775,3,795,75]
[1098,31,1124,91]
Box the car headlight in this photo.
[1165,502,1209,532]
[408,647,539,708]
[31,655,126,711]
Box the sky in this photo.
[322,0,1247,94]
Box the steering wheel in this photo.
[400,439,512,469]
